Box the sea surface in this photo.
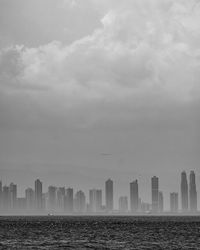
[0,216,200,249]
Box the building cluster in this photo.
[0,171,198,214]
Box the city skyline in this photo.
[0,170,199,215]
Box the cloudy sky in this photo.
[0,0,200,206]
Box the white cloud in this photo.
[0,0,200,110]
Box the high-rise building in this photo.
[89,189,102,213]
[119,196,128,213]
[170,192,178,213]
[10,183,17,210]
[35,179,43,211]
[57,187,65,210]
[189,171,197,212]
[130,180,139,212]
[74,190,86,213]
[25,188,35,210]
[64,188,73,213]
[105,179,113,212]
[151,176,159,213]
[2,185,10,210]
[181,171,188,212]
[158,191,164,213]
[0,181,2,209]
[48,186,57,211]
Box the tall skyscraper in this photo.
[0,181,2,209]
[151,176,159,213]
[35,179,43,211]
[3,185,10,210]
[170,192,178,213]
[189,171,197,212]
[105,179,113,212]
[48,186,57,210]
[10,183,17,210]
[64,188,73,213]
[130,180,139,212]
[74,190,86,213]
[89,189,102,213]
[158,191,164,213]
[57,187,65,210]
[119,196,128,213]
[181,171,188,212]
[25,188,35,210]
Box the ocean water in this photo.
[0,216,200,249]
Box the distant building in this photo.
[119,196,128,213]
[10,183,17,210]
[158,191,164,213]
[57,187,65,210]
[130,180,139,212]
[64,188,73,213]
[189,171,197,212]
[151,176,159,213]
[48,186,57,211]
[35,179,43,211]
[181,171,188,212]
[3,186,10,210]
[0,181,2,209]
[25,188,35,210]
[170,192,178,213]
[89,189,102,213]
[74,190,86,213]
[105,179,113,212]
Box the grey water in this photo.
[0,216,200,249]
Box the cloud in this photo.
[0,0,200,124]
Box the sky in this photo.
[0,0,200,208]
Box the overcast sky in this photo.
[0,0,199,206]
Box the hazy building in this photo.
[74,190,86,213]
[130,180,139,212]
[57,187,65,210]
[0,181,2,209]
[158,191,164,213]
[170,192,178,213]
[189,171,197,212]
[25,188,35,210]
[89,189,102,213]
[64,188,74,213]
[35,179,43,211]
[48,186,57,211]
[141,202,151,213]
[3,186,10,210]
[181,171,188,211]
[119,196,128,213]
[10,183,17,210]
[105,179,113,212]
[152,176,159,213]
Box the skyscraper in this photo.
[48,186,57,211]
[3,185,10,210]
[25,188,35,210]
[158,191,164,213]
[74,190,86,213]
[181,171,188,212]
[105,179,113,212]
[151,176,159,213]
[0,181,2,209]
[57,187,65,210]
[10,183,17,210]
[189,171,197,212]
[35,179,43,211]
[130,180,139,212]
[119,196,128,213]
[89,189,102,213]
[64,188,73,213]
[170,192,178,213]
